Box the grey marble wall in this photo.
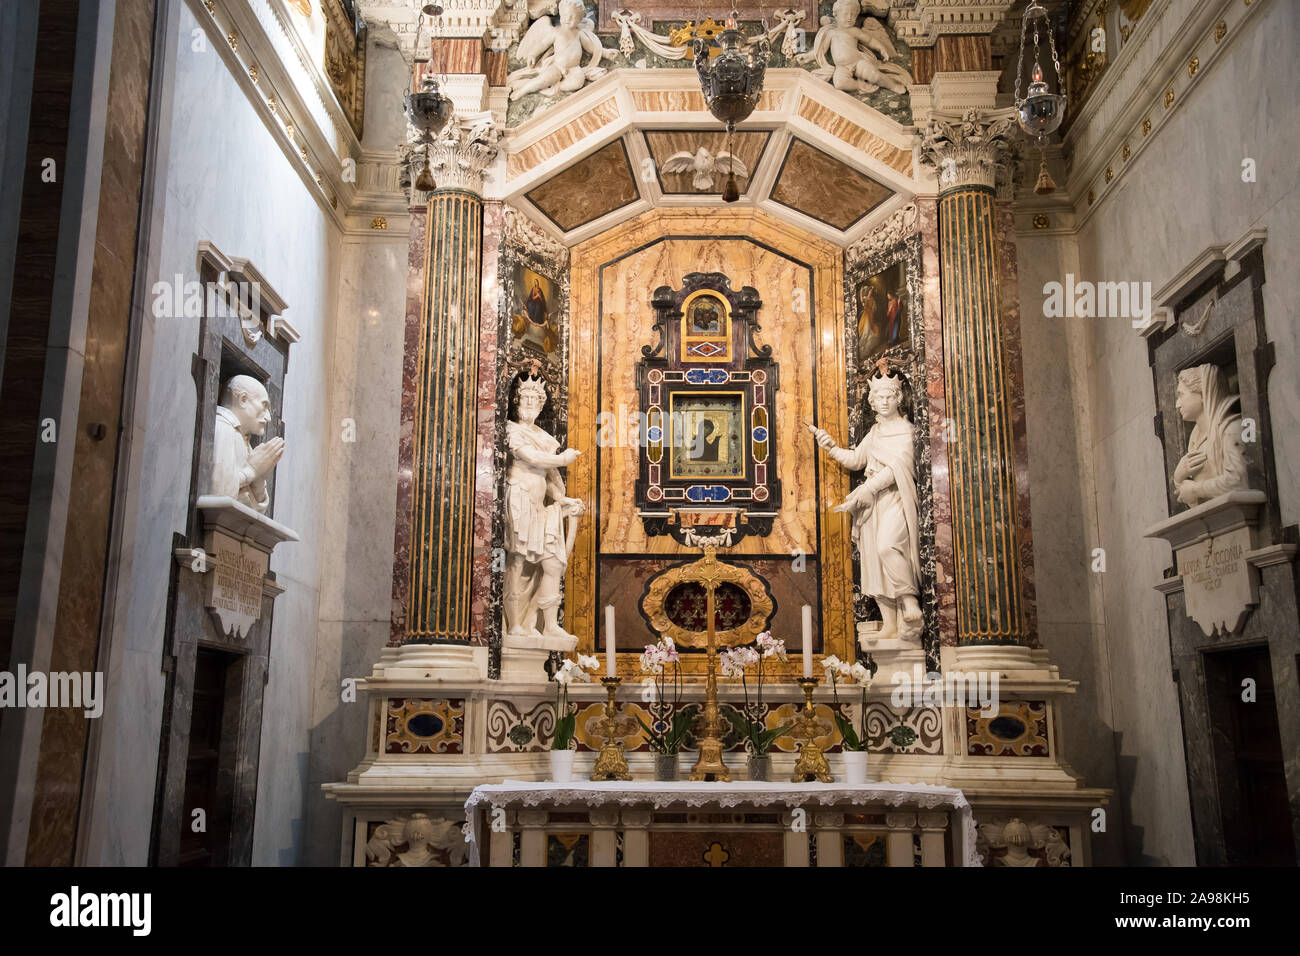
[1017,0,1300,865]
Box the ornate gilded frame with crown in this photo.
[640,549,775,651]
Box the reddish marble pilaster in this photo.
[468,201,505,643]
[389,205,428,645]
[917,199,959,646]
[996,201,1040,648]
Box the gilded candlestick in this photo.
[590,677,635,781]
[790,677,833,782]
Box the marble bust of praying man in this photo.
[809,371,922,643]
[1172,362,1249,507]
[503,374,585,646]
[210,374,284,514]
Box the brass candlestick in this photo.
[790,677,833,782]
[590,677,636,781]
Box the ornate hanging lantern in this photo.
[1013,1,1066,194]
[694,10,770,203]
[404,3,453,191]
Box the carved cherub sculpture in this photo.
[797,0,913,95]
[1172,362,1249,507]
[365,813,468,867]
[809,371,921,643]
[503,374,586,646]
[507,0,608,101]
[210,374,284,514]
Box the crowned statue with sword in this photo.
[503,372,586,648]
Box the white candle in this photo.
[605,605,616,677]
[802,605,813,678]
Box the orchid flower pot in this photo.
[840,749,869,785]
[654,752,679,781]
[549,748,576,783]
[747,754,771,781]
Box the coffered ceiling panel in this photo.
[768,138,895,232]
[524,139,640,233]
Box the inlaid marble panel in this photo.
[524,139,640,233]
[966,700,1049,757]
[770,138,894,232]
[384,697,465,754]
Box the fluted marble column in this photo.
[401,123,498,644]
[921,109,1026,647]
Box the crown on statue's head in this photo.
[516,372,548,402]
[868,356,904,396]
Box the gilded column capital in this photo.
[919,107,1018,192]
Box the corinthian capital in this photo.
[919,107,1019,192]
[399,114,501,203]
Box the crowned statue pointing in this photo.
[809,370,922,643]
[504,373,586,647]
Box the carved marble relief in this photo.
[365,814,468,867]
[322,0,367,137]
[503,0,913,127]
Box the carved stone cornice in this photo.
[356,0,511,54]
[888,0,1016,46]
[503,204,569,265]
[918,107,1018,191]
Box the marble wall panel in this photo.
[770,138,894,232]
[525,139,640,233]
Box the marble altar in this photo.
[464,779,978,867]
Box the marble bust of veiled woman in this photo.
[809,372,922,643]
[1172,362,1249,507]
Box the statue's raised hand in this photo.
[807,423,836,450]
[557,448,581,467]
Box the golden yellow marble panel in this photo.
[631,89,784,113]
[796,99,913,176]
[566,209,852,664]
[598,239,816,555]
[507,97,622,178]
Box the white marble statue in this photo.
[210,374,283,514]
[1172,362,1248,507]
[504,374,585,645]
[507,0,607,101]
[796,0,913,95]
[810,372,921,642]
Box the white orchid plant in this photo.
[821,654,880,752]
[719,632,793,756]
[551,653,599,751]
[635,636,698,755]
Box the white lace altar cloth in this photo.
[464,780,981,866]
